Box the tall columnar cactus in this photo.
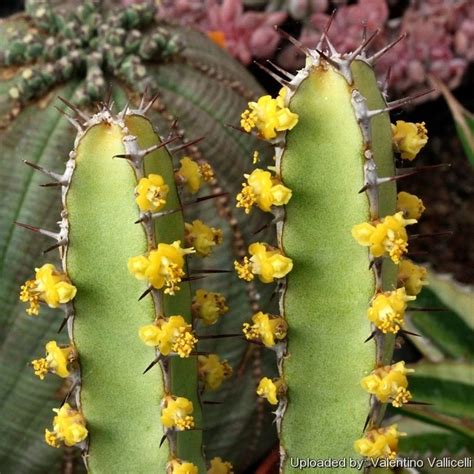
[234,27,434,472]
[18,100,245,472]
[0,1,279,472]
[20,104,193,471]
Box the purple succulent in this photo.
[278,0,472,100]
[204,0,287,64]
[122,0,473,99]
[155,0,286,64]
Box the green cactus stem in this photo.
[234,27,432,473]
[18,101,217,472]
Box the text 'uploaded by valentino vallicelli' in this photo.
[288,456,473,470]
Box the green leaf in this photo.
[427,271,474,330]
[396,362,474,439]
[430,75,474,167]
[399,418,471,456]
[407,287,474,361]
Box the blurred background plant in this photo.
[119,0,474,101]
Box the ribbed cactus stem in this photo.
[279,50,398,470]
[235,28,429,473]
[22,102,207,472]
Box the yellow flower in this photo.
[192,289,229,326]
[44,429,59,448]
[240,88,299,140]
[199,162,215,182]
[20,264,77,316]
[392,121,428,160]
[138,315,197,358]
[235,242,293,283]
[240,109,257,133]
[169,459,199,474]
[236,168,292,214]
[135,174,169,212]
[354,424,403,460]
[127,255,149,279]
[352,212,417,264]
[367,288,416,334]
[161,396,195,431]
[361,361,414,407]
[32,358,49,380]
[138,324,161,346]
[19,280,40,316]
[256,377,284,405]
[208,457,234,474]
[397,191,425,220]
[398,259,428,296]
[185,220,223,257]
[242,311,287,347]
[45,403,88,448]
[176,157,211,194]
[252,151,260,164]
[32,341,75,380]
[198,354,233,391]
[128,241,195,295]
[234,257,254,281]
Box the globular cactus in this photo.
[232,25,440,472]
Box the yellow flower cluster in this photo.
[397,191,425,220]
[161,396,195,431]
[128,241,194,295]
[198,354,233,391]
[169,459,198,474]
[236,168,292,214]
[234,243,293,283]
[368,288,415,334]
[176,157,214,194]
[192,289,229,326]
[44,403,88,448]
[392,121,428,160]
[240,88,299,140]
[256,377,284,405]
[398,259,427,296]
[32,341,75,380]
[242,311,288,348]
[20,264,77,316]
[208,457,234,474]
[135,174,169,212]
[199,162,214,182]
[353,125,428,459]
[354,424,403,460]
[351,212,417,264]
[185,220,223,257]
[139,315,197,358]
[361,362,413,407]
